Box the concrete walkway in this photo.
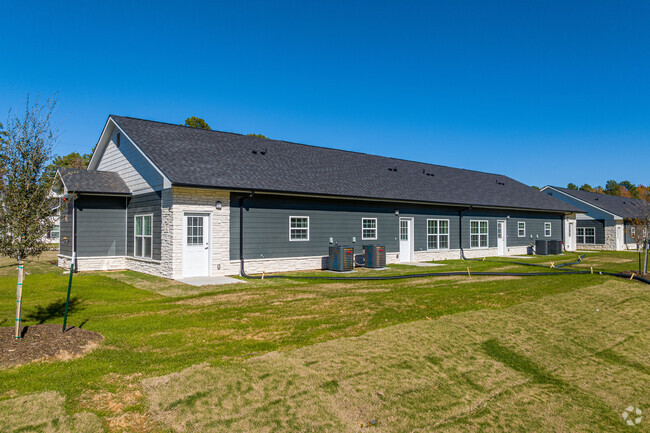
[176,276,246,287]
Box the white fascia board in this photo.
[87,117,113,170]
[87,117,172,189]
[541,186,622,220]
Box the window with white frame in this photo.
[290,216,309,241]
[518,222,526,237]
[362,218,377,240]
[544,222,552,237]
[186,216,204,246]
[470,220,488,248]
[631,227,635,236]
[135,214,153,258]
[48,224,60,240]
[427,219,449,250]
[576,227,595,244]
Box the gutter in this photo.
[458,206,473,260]
[239,191,255,276]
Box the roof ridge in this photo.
[109,115,516,180]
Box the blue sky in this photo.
[1,1,648,187]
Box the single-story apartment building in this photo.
[53,115,580,278]
[540,186,647,250]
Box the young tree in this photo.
[0,96,58,339]
[183,117,211,130]
[567,183,578,190]
[626,191,650,275]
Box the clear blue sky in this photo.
[1,1,648,187]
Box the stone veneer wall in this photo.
[170,187,232,279]
[58,255,126,272]
[577,220,620,251]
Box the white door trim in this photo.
[566,220,576,251]
[497,220,506,256]
[182,212,212,278]
[399,217,414,263]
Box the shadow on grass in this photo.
[25,297,83,324]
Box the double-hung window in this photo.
[470,220,488,248]
[290,216,309,241]
[576,227,595,244]
[135,214,153,259]
[544,222,552,237]
[518,222,526,237]
[427,219,449,250]
[362,218,377,240]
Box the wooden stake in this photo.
[550,262,555,268]
[590,266,593,274]
[482,257,486,261]
[261,271,265,280]
[15,262,24,339]
[467,267,471,277]
[630,273,635,280]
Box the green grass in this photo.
[0,250,647,432]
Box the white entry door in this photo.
[566,221,575,251]
[182,214,210,277]
[616,224,624,250]
[399,218,413,262]
[497,220,506,256]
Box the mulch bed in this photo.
[0,324,104,369]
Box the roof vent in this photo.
[260,148,267,155]
[422,169,434,176]
[252,150,257,154]
[388,166,398,172]
[496,179,506,186]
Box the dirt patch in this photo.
[0,324,103,369]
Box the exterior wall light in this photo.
[215,201,222,210]
[394,209,399,216]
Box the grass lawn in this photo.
[0,250,648,432]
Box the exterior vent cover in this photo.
[329,246,354,271]
[363,245,386,268]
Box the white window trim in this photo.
[576,227,596,244]
[470,220,489,249]
[427,219,450,250]
[289,216,310,241]
[134,213,153,259]
[517,221,526,237]
[544,222,552,237]
[361,217,378,240]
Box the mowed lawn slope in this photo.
[0,251,648,432]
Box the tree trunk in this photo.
[644,241,648,275]
[15,259,24,339]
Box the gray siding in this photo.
[126,192,162,260]
[230,194,564,260]
[97,128,164,194]
[576,220,606,244]
[462,209,563,250]
[59,197,74,256]
[624,221,636,244]
[75,196,127,257]
[543,189,615,220]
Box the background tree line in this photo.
[565,180,649,201]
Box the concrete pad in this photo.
[402,262,446,267]
[176,276,246,286]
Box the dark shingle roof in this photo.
[58,167,131,195]
[552,187,649,219]
[111,115,579,213]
